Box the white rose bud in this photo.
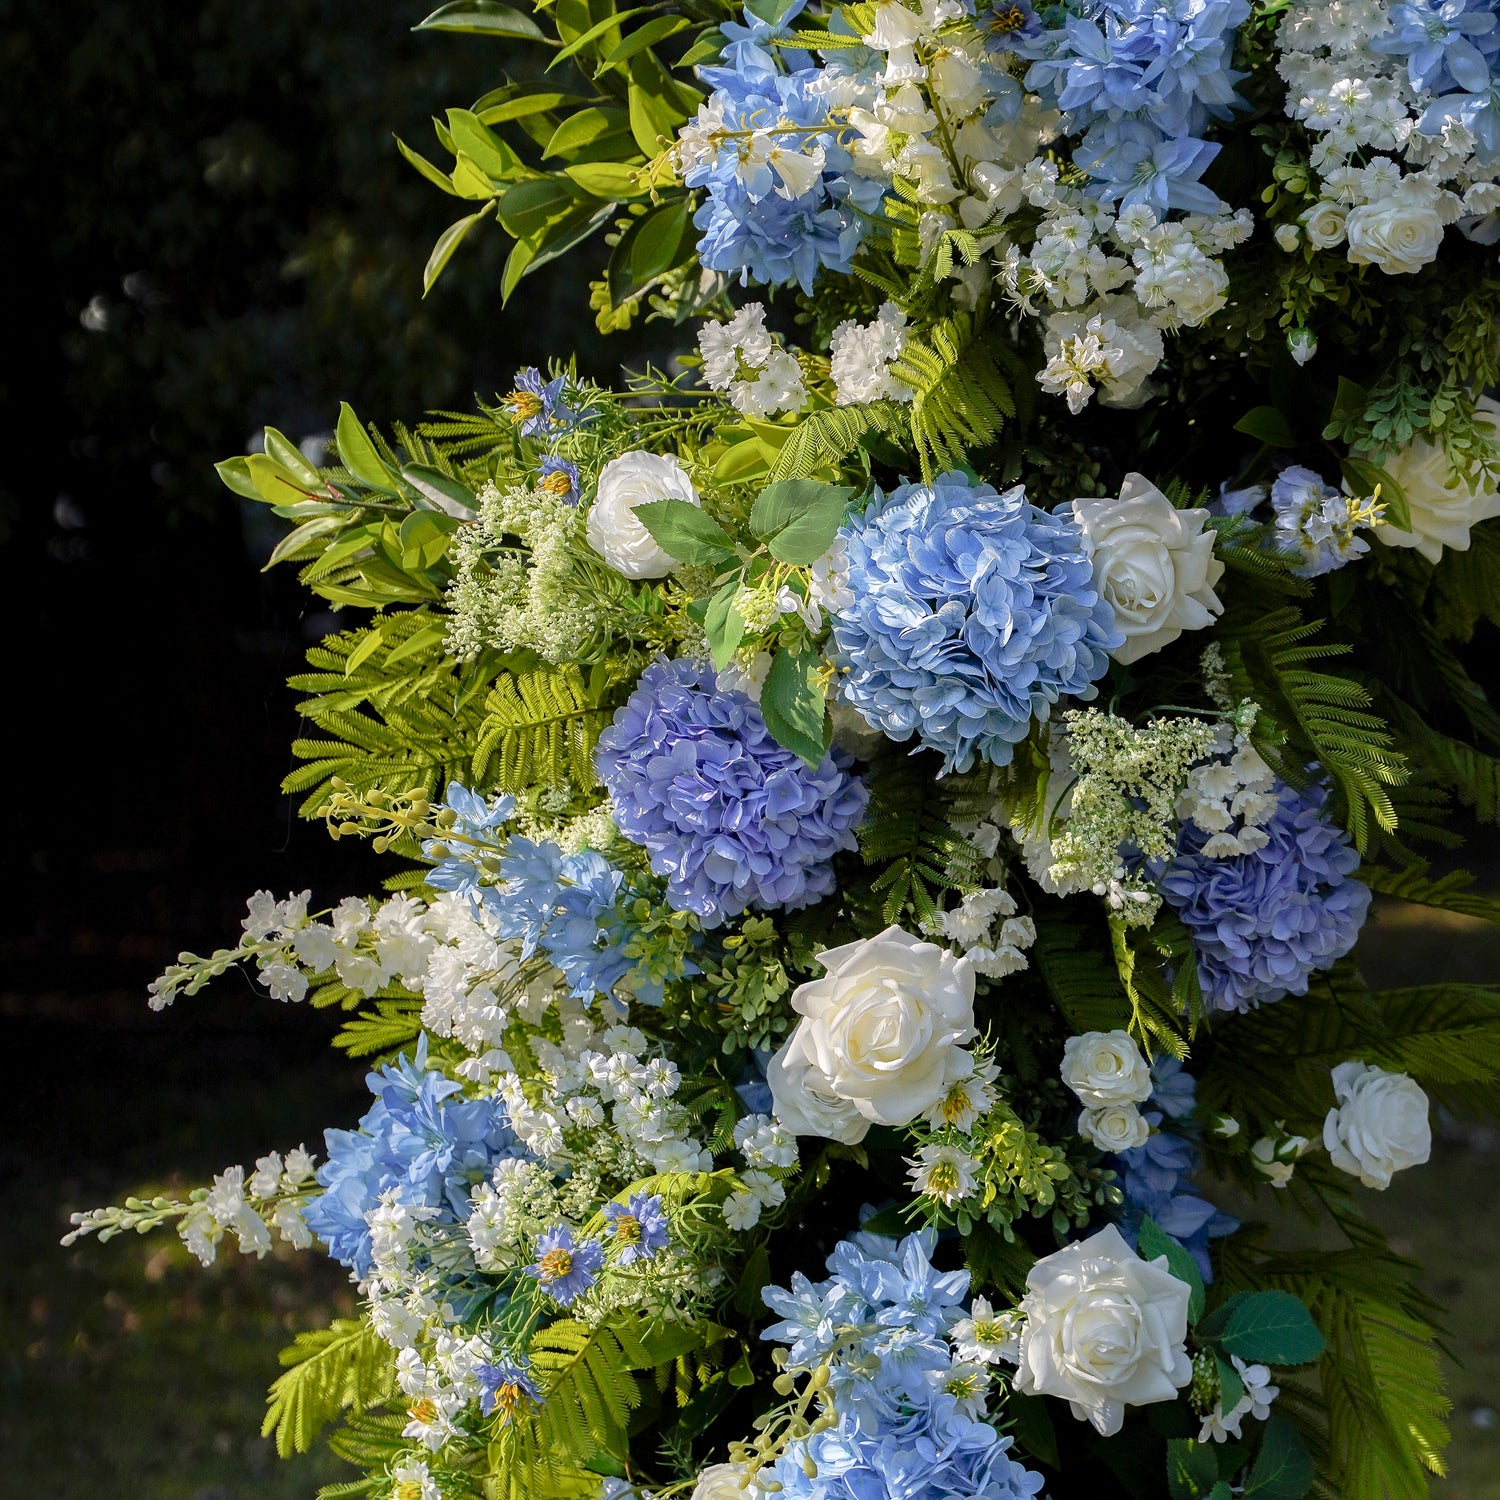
[1067,475,1225,665]
[1365,395,1500,563]
[1323,1061,1431,1190]
[1345,191,1445,275]
[1210,1113,1241,1139]
[1274,222,1301,251]
[585,451,701,579]
[1300,200,1347,249]
[768,925,977,1131]
[1287,327,1318,366]
[1014,1223,1194,1436]
[1060,1029,1154,1108]
[1250,1127,1308,1188]
[1078,1102,1151,1153]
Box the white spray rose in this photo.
[1078,1102,1151,1153]
[1323,1061,1431,1189]
[1060,1029,1154,1108]
[768,924,977,1132]
[585,451,701,579]
[1068,475,1224,665]
[1014,1223,1194,1436]
[1300,200,1347,249]
[1370,395,1500,563]
[1344,191,1445,274]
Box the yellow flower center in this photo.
[505,390,544,422]
[926,1161,961,1196]
[538,1246,574,1281]
[394,1483,423,1500]
[946,1370,983,1399]
[492,1381,528,1422]
[407,1399,438,1424]
[538,468,574,498]
[613,1213,641,1246]
[984,4,1029,35]
[941,1086,972,1125]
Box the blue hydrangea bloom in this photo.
[504,367,577,437]
[1161,780,1371,1013]
[1373,0,1500,96]
[683,11,887,292]
[527,1224,605,1305]
[830,474,1120,773]
[759,1230,1044,1500]
[596,659,869,927]
[603,1192,670,1264]
[304,1036,522,1276]
[1115,1059,1238,1280]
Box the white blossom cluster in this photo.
[1175,724,1280,859]
[829,300,915,405]
[928,885,1037,978]
[1275,0,1500,276]
[904,1051,1003,1207]
[1199,1356,1280,1443]
[698,302,808,417]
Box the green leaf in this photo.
[679,27,726,65]
[607,197,691,303]
[1167,1438,1221,1500]
[1243,1416,1314,1500]
[245,453,317,506]
[750,479,854,564]
[1234,406,1297,447]
[401,464,476,517]
[216,456,261,500]
[1215,1353,1245,1417]
[1216,1291,1325,1367]
[335,404,397,493]
[474,87,594,125]
[445,108,528,181]
[628,55,693,157]
[1207,1485,1234,1500]
[761,648,829,766]
[395,134,461,194]
[549,5,654,68]
[398,510,459,571]
[563,161,646,199]
[264,514,344,570]
[263,428,325,489]
[1341,454,1412,533]
[496,176,586,238]
[603,15,690,67]
[542,105,636,162]
[631,499,737,566]
[344,628,386,677]
[1139,1216,1206,1324]
[413,0,548,39]
[703,579,746,672]
[422,203,494,294]
[712,436,775,485]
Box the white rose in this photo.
[1368,396,1500,563]
[1079,1102,1151,1153]
[1323,1061,1431,1189]
[585,451,701,579]
[769,924,977,1131]
[690,1463,759,1500]
[1300,200,1347,249]
[1060,1029,1154,1108]
[1345,194,1444,274]
[1069,476,1224,665]
[1014,1222,1193,1436]
[766,1044,870,1144]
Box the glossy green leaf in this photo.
[401,465,477,517]
[632,499,737,566]
[563,161,645,198]
[263,428,324,489]
[1166,1438,1220,1500]
[606,197,690,302]
[704,579,747,671]
[760,647,829,767]
[1233,405,1297,448]
[216,456,261,500]
[445,108,527,181]
[343,627,386,676]
[1139,1215,1206,1325]
[414,1,548,40]
[423,203,494,295]
[543,106,633,160]
[335,404,398,493]
[264,514,343,570]
[474,88,594,125]
[246,453,315,506]
[711,437,774,485]
[449,152,499,199]
[549,6,653,69]
[602,14,690,67]
[395,135,460,193]
[627,54,694,156]
[497,177,585,238]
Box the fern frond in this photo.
[473,664,618,793]
[262,1320,396,1459]
[1030,913,1134,1036]
[768,400,909,482]
[334,999,426,1060]
[1362,857,1500,923]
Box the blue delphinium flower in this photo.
[759,1229,1044,1500]
[595,659,869,927]
[1373,0,1500,96]
[303,1035,522,1276]
[1419,77,1500,159]
[476,1356,542,1421]
[1114,1059,1238,1280]
[504,367,576,437]
[681,11,887,292]
[527,1224,606,1305]
[602,1192,670,1264]
[535,454,581,505]
[423,782,515,895]
[1269,465,1372,577]
[1160,779,1372,1013]
[830,473,1120,773]
[1074,118,1225,215]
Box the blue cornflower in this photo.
[596,659,868,927]
[303,1035,522,1276]
[830,473,1120,773]
[1373,0,1500,95]
[535,454,580,505]
[1161,779,1371,1013]
[504,367,576,437]
[976,0,1043,55]
[477,1357,541,1421]
[1074,118,1225,215]
[527,1224,606,1305]
[602,1192,670,1264]
[423,782,514,894]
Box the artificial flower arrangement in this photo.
[65,1,1500,1497]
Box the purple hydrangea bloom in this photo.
[595,659,868,927]
[1161,780,1371,1013]
[829,473,1120,773]
[603,1191,670,1264]
[527,1224,605,1305]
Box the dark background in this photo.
[2,3,1499,1496]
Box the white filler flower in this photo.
[1323,1060,1432,1189]
[768,924,977,1132]
[1068,475,1224,665]
[1014,1222,1194,1436]
[585,451,701,579]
